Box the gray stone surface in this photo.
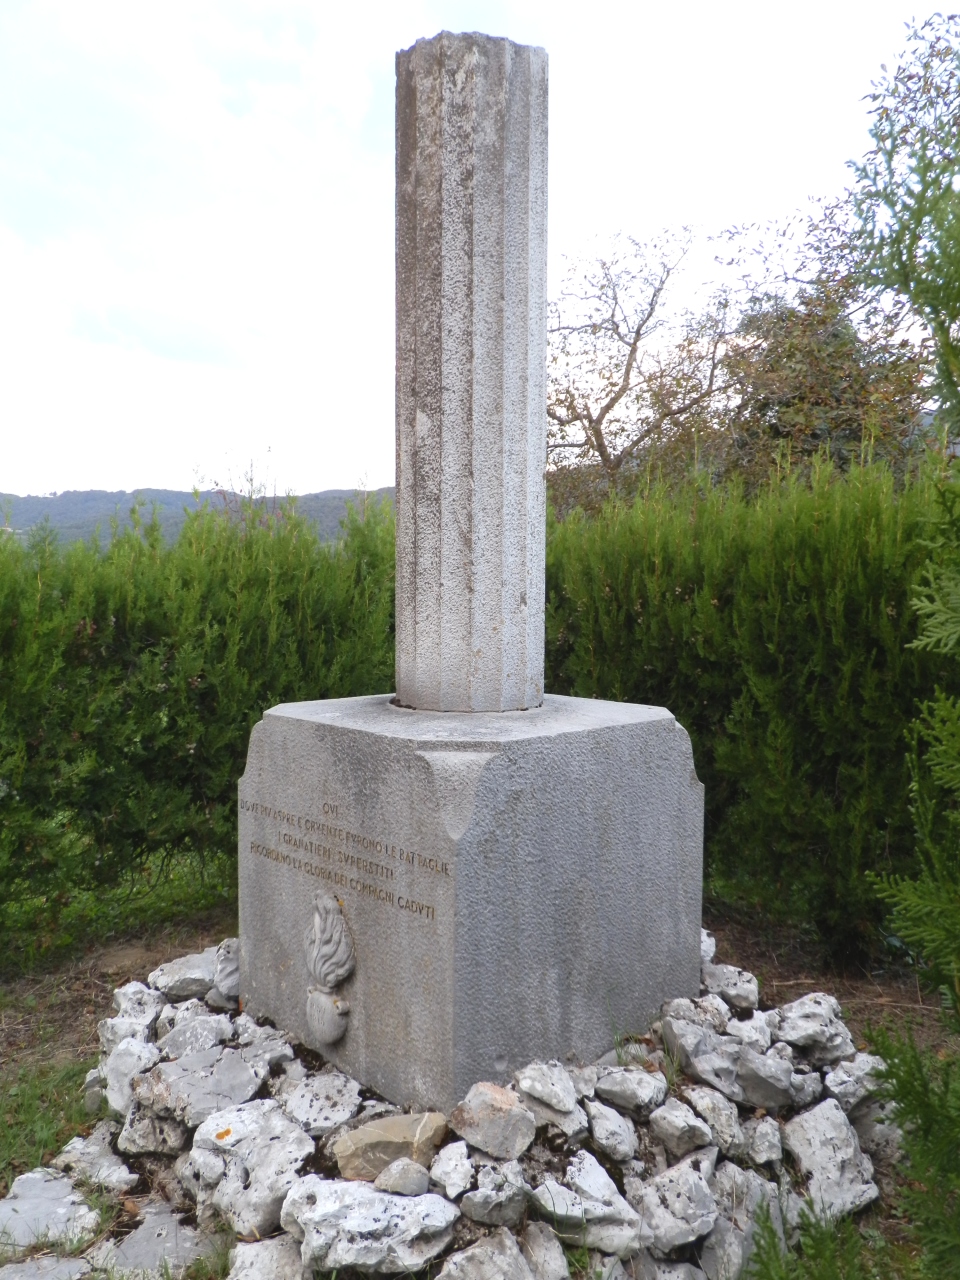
[698,1162,783,1280]
[700,965,758,1012]
[104,1037,160,1116]
[188,1099,314,1235]
[648,1099,712,1158]
[624,1163,717,1255]
[700,930,716,966]
[852,1099,902,1161]
[594,1067,668,1114]
[395,33,547,714]
[85,1198,212,1278]
[147,947,218,1001]
[735,1047,795,1110]
[133,1045,260,1127]
[520,1222,570,1280]
[682,1088,743,1156]
[375,1158,431,1197]
[776,994,855,1067]
[239,695,702,1112]
[0,1170,99,1254]
[451,1084,535,1159]
[430,1141,475,1199]
[461,1161,528,1227]
[214,938,241,1000]
[439,1228,535,1280]
[281,1175,460,1273]
[521,1095,589,1140]
[722,1011,773,1052]
[0,1260,91,1279]
[226,1235,305,1280]
[117,1106,189,1156]
[782,1099,879,1220]
[113,981,167,1023]
[52,1121,138,1192]
[823,1053,885,1114]
[531,1152,642,1256]
[741,1116,782,1165]
[585,1099,637,1161]
[516,1062,577,1113]
[157,1013,233,1060]
[273,1067,362,1135]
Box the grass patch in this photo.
[0,849,237,977]
[0,1058,96,1197]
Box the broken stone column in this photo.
[395,32,548,713]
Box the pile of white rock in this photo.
[0,932,900,1280]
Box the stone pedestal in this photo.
[239,694,703,1112]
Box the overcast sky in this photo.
[0,1,927,496]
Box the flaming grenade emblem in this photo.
[304,889,356,1045]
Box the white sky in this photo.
[0,0,926,496]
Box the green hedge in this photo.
[1,468,954,960]
[0,498,395,925]
[545,463,958,960]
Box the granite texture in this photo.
[239,693,703,1111]
[395,32,548,712]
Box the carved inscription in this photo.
[242,797,443,923]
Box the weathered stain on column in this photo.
[395,32,548,712]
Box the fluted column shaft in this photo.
[395,31,548,712]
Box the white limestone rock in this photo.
[521,1094,589,1140]
[531,1151,643,1257]
[782,1099,879,1220]
[461,1160,528,1227]
[214,937,240,1000]
[81,1068,103,1116]
[741,1116,782,1165]
[232,1014,294,1079]
[624,1163,717,1255]
[585,1098,637,1161]
[516,1061,577,1113]
[662,997,729,1035]
[281,1175,460,1273]
[85,1197,212,1277]
[0,1170,99,1255]
[158,1013,233,1061]
[113,981,167,1024]
[735,1046,794,1109]
[700,964,759,1012]
[189,1099,314,1235]
[98,1015,153,1058]
[776,994,855,1067]
[723,1011,773,1053]
[147,947,218,1001]
[133,1045,260,1128]
[430,1141,475,1200]
[700,930,717,966]
[649,1099,712,1159]
[226,1234,305,1280]
[52,1120,138,1192]
[630,1257,707,1280]
[450,1083,537,1159]
[104,1037,161,1117]
[851,1099,902,1162]
[569,1066,599,1100]
[439,1227,535,1280]
[823,1053,885,1114]
[273,1068,362,1136]
[698,1161,784,1280]
[375,1158,431,1197]
[790,1070,824,1108]
[682,1088,744,1156]
[0,1258,92,1279]
[520,1222,570,1280]
[594,1067,668,1115]
[117,1105,189,1156]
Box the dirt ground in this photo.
[2,902,956,1077]
[0,906,238,1076]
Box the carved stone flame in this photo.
[304,889,356,1045]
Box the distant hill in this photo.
[0,487,395,545]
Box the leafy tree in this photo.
[853,13,960,430]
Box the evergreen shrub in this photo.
[0,497,394,938]
[545,462,956,959]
